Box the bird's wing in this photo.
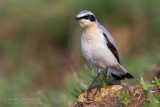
[97,22,120,63]
[97,22,115,46]
[103,32,120,64]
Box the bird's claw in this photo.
[93,85,101,96]
[86,85,102,99]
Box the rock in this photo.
[73,85,160,107]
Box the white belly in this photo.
[81,32,117,69]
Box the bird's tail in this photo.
[108,64,134,80]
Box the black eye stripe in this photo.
[80,15,89,19]
[79,14,96,22]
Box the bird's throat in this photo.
[84,23,96,35]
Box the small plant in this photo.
[143,93,160,107]
[141,77,160,107]
[152,77,160,88]
[140,77,153,98]
[117,90,130,106]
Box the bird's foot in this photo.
[93,85,101,96]
[86,85,93,99]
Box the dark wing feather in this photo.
[103,33,120,64]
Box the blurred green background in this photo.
[0,0,160,107]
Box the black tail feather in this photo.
[111,73,134,80]
[125,73,134,79]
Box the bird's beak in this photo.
[75,17,80,20]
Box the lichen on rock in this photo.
[73,84,160,107]
[78,85,123,103]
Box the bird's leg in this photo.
[87,68,100,99]
[93,68,108,96]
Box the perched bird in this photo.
[75,10,134,98]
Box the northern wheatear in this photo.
[75,10,134,98]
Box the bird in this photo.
[75,10,134,98]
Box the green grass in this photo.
[117,90,130,106]
[140,77,153,98]
[152,77,160,88]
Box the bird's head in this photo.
[75,10,96,28]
